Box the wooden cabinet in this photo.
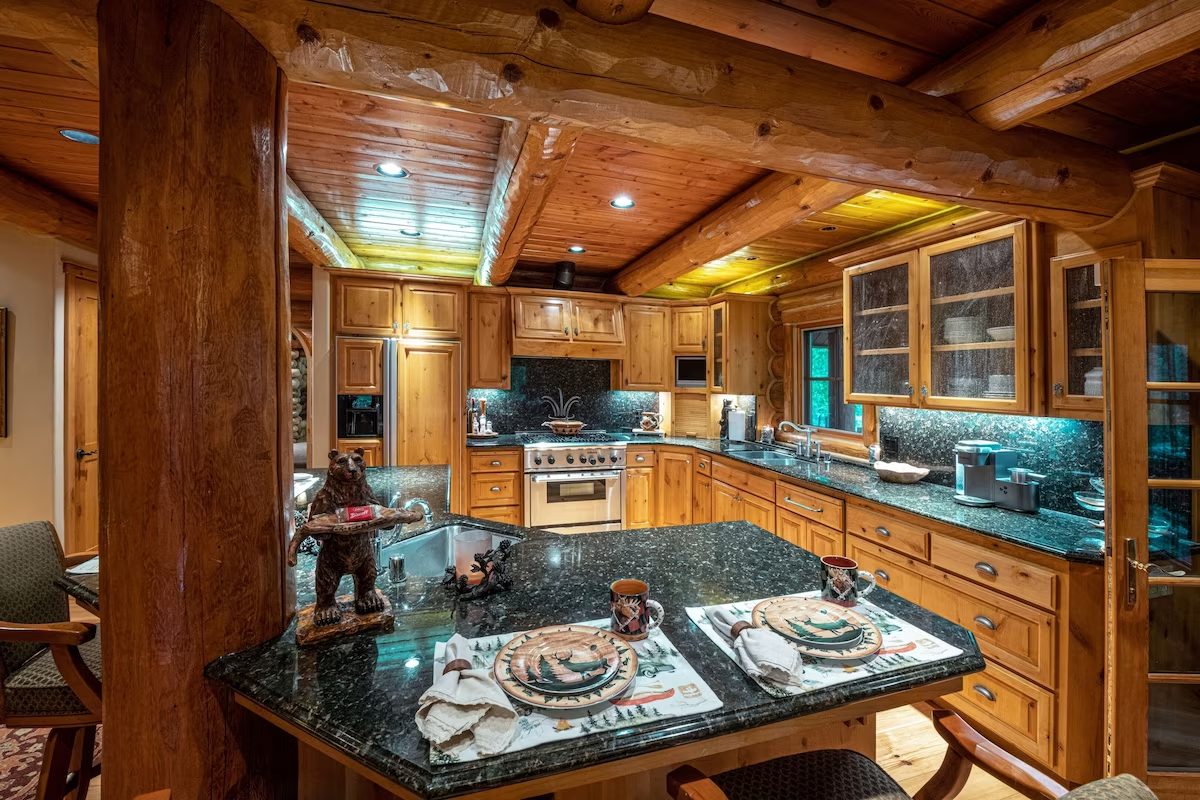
[711,479,775,531]
[845,505,928,560]
[468,291,511,389]
[396,341,463,470]
[709,298,771,394]
[846,536,925,601]
[942,659,1055,765]
[335,276,399,335]
[777,508,843,555]
[656,449,693,526]
[511,292,625,358]
[843,253,920,405]
[672,392,711,438]
[335,337,384,394]
[571,298,624,343]
[625,466,655,529]
[693,472,712,523]
[467,447,521,522]
[469,472,521,508]
[513,294,573,340]
[621,304,671,391]
[336,437,383,466]
[775,481,844,531]
[401,282,463,339]
[672,306,708,352]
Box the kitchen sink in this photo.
[378,525,518,579]
[737,450,802,467]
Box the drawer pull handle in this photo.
[874,569,890,583]
[489,460,502,467]
[874,526,891,538]
[785,497,822,513]
[973,614,997,631]
[972,684,996,702]
[974,561,999,577]
[636,455,646,463]
[490,486,502,493]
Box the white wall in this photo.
[0,222,96,532]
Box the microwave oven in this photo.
[675,356,707,388]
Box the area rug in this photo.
[0,726,102,800]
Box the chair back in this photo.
[0,521,69,678]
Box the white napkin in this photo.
[416,634,517,756]
[705,608,805,687]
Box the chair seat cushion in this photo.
[1063,775,1158,800]
[3,631,101,718]
[712,749,910,800]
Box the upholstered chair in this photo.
[0,521,102,800]
[668,709,1158,800]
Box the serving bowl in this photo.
[874,461,930,484]
[1074,491,1106,514]
[543,419,586,435]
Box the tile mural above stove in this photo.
[877,406,1103,516]
[469,358,659,434]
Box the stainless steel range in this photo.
[522,432,627,534]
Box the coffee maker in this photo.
[953,440,1018,507]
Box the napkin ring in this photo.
[730,621,752,639]
[443,658,472,675]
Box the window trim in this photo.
[790,324,875,458]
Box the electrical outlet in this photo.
[881,434,900,461]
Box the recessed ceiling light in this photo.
[399,228,422,237]
[820,225,838,232]
[375,162,409,178]
[567,245,587,254]
[610,195,635,209]
[59,129,99,145]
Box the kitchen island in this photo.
[204,519,984,799]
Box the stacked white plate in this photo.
[944,315,984,344]
[948,376,984,396]
[985,374,1015,398]
[1083,367,1103,396]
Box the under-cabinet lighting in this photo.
[567,245,587,254]
[375,162,409,178]
[610,195,635,209]
[399,228,422,237]
[59,129,99,144]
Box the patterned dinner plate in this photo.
[494,625,637,708]
[751,597,883,660]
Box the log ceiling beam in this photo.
[477,120,581,286]
[573,0,656,24]
[284,175,362,269]
[610,173,859,297]
[909,0,1200,130]
[0,164,97,249]
[206,0,1135,229]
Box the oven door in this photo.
[525,471,624,534]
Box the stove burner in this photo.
[519,431,619,445]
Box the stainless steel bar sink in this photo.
[378,525,518,579]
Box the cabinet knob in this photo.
[563,327,570,335]
[489,460,502,467]
[635,455,645,462]
[402,321,412,334]
[920,385,928,398]
[490,486,502,493]
[1053,382,1064,397]
[874,569,890,583]
[574,327,580,336]
[974,561,999,578]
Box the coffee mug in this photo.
[610,578,664,641]
[820,555,877,607]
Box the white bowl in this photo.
[874,461,930,484]
[987,326,1016,342]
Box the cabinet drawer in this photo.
[922,574,1055,687]
[847,536,925,603]
[470,505,522,526]
[943,659,1055,766]
[628,447,656,467]
[711,459,775,501]
[695,454,712,474]
[931,536,1058,610]
[776,482,844,530]
[846,505,928,561]
[469,473,520,507]
[469,450,522,473]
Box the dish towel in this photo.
[704,608,805,687]
[415,634,517,756]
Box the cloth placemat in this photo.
[65,557,100,575]
[686,592,963,698]
[429,619,722,764]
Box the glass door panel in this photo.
[1050,251,1116,415]
[844,253,917,405]
[710,303,725,391]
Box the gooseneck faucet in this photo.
[402,497,433,522]
[777,420,821,461]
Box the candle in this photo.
[453,529,492,585]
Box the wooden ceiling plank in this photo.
[210,0,1135,228]
[610,173,861,296]
[0,161,95,248]
[574,0,656,24]
[477,120,582,286]
[769,0,995,57]
[284,174,363,269]
[0,1,98,84]
[909,0,1200,130]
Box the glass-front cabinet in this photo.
[843,253,919,405]
[1049,250,1110,417]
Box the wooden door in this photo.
[401,282,463,339]
[513,295,572,341]
[673,306,707,352]
[623,304,671,391]
[656,449,693,526]
[809,523,843,556]
[740,491,776,532]
[65,267,99,553]
[776,508,806,548]
[335,276,399,335]
[693,472,712,523]
[335,337,384,394]
[672,392,711,438]
[844,252,920,406]
[711,480,741,523]
[625,467,654,529]
[1105,257,1200,797]
[468,292,511,389]
[397,341,463,469]
[572,298,624,343]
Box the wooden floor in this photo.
[70,605,1018,800]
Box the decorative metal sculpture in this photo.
[442,539,514,602]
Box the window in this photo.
[802,326,862,434]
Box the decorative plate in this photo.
[493,625,637,709]
[751,597,882,661]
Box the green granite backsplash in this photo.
[877,407,1103,516]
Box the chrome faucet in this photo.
[778,420,821,461]
[402,497,433,522]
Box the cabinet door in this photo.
[711,480,741,523]
[809,523,843,556]
[776,508,807,548]
[625,467,655,529]
[335,277,398,335]
[1049,248,1126,416]
[919,223,1030,412]
[672,393,711,438]
[709,302,727,392]
[844,253,919,405]
[572,298,624,343]
[673,307,708,352]
[401,283,463,339]
[693,472,712,523]
[740,491,776,532]
[468,292,511,389]
[623,304,671,390]
[336,337,384,394]
[513,295,572,340]
[336,438,383,466]
[397,341,463,468]
[656,450,693,526]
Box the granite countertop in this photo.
[207,522,984,798]
[468,435,1104,563]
